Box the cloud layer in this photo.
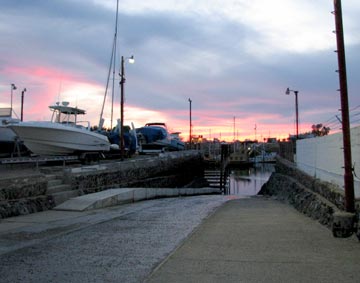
[1,0,359,141]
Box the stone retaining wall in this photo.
[259,157,360,228]
[64,151,204,194]
[0,174,53,219]
[0,175,47,200]
[0,151,205,219]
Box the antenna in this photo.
[57,81,62,103]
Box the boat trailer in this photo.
[0,152,106,167]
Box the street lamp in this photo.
[188,98,192,148]
[119,55,134,160]
[285,87,299,139]
[10,83,17,115]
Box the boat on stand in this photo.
[136,123,185,154]
[8,102,111,156]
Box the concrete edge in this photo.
[54,187,221,212]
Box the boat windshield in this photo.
[53,111,77,124]
[50,104,86,125]
[145,123,167,129]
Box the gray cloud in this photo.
[1,0,359,138]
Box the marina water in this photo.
[228,163,275,196]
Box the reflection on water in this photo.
[228,163,275,196]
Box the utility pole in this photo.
[233,116,236,152]
[294,90,299,139]
[254,124,257,142]
[119,55,134,160]
[333,0,354,212]
[285,88,299,139]
[120,56,125,160]
[20,88,26,121]
[233,116,235,141]
[188,98,192,147]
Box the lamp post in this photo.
[20,88,27,121]
[188,98,192,148]
[10,83,17,115]
[119,55,134,160]
[285,87,299,139]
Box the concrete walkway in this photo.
[146,197,360,283]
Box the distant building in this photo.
[266,137,277,143]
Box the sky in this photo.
[1,0,359,142]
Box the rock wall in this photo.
[259,157,360,228]
[64,151,204,194]
[0,151,204,219]
[0,174,53,219]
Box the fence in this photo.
[296,126,360,198]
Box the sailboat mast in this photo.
[99,37,115,129]
[110,0,119,129]
[98,0,120,130]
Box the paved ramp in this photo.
[54,187,220,211]
[146,197,360,283]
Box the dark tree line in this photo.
[310,123,330,137]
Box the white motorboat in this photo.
[9,102,111,156]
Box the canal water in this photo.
[228,163,275,196]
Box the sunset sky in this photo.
[1,0,359,141]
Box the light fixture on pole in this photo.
[285,87,299,139]
[119,55,134,160]
[10,83,17,115]
[188,98,192,147]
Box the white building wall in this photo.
[296,126,360,198]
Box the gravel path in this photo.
[0,195,230,283]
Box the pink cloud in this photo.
[1,64,301,142]
[1,65,101,121]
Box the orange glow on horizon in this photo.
[1,65,302,142]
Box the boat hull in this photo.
[137,123,184,152]
[0,119,22,156]
[10,122,110,156]
[0,126,16,143]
